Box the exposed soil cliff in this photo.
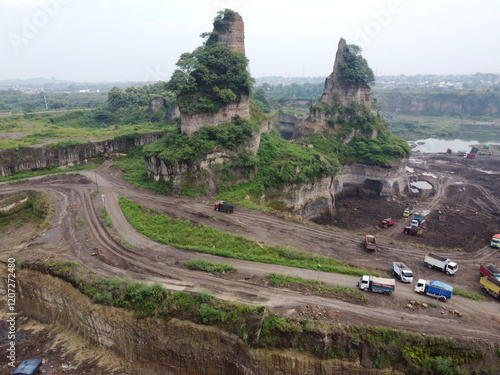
[0,132,166,177]
[273,159,407,220]
[6,270,403,375]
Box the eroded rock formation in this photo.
[297,38,376,140]
[217,11,246,55]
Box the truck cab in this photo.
[491,234,500,249]
[403,207,414,218]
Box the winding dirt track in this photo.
[2,154,500,345]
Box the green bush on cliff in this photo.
[338,44,375,85]
[143,114,258,163]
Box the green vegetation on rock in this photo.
[166,10,252,115]
[339,44,375,85]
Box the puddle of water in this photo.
[476,169,499,175]
[422,172,437,179]
[411,181,433,190]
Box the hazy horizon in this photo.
[1,0,499,83]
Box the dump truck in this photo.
[424,253,458,275]
[392,262,414,283]
[491,234,500,249]
[364,235,378,252]
[479,264,500,279]
[357,275,395,295]
[213,201,235,213]
[403,226,423,236]
[380,218,396,228]
[403,207,414,218]
[480,276,500,300]
[412,213,424,223]
[12,359,43,375]
[414,279,453,301]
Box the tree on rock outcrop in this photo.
[338,44,375,85]
[166,10,252,115]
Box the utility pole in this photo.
[94,171,98,191]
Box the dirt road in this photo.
[1,152,500,351]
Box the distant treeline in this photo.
[0,89,107,113]
[3,75,500,117]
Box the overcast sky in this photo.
[1,0,499,83]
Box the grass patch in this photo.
[99,207,113,228]
[184,258,234,273]
[44,260,80,275]
[453,287,485,301]
[118,197,378,277]
[112,146,172,194]
[267,273,366,303]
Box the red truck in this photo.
[404,226,423,236]
[213,201,235,213]
[380,218,396,228]
[479,264,500,279]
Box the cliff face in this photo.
[180,97,250,136]
[6,270,401,375]
[277,160,408,220]
[147,121,270,194]
[217,12,246,55]
[377,91,500,116]
[0,132,166,177]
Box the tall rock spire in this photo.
[319,38,372,108]
[212,10,245,55]
[295,38,376,140]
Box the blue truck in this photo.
[357,275,396,295]
[414,279,453,302]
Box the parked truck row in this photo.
[479,264,500,280]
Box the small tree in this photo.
[339,44,375,86]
